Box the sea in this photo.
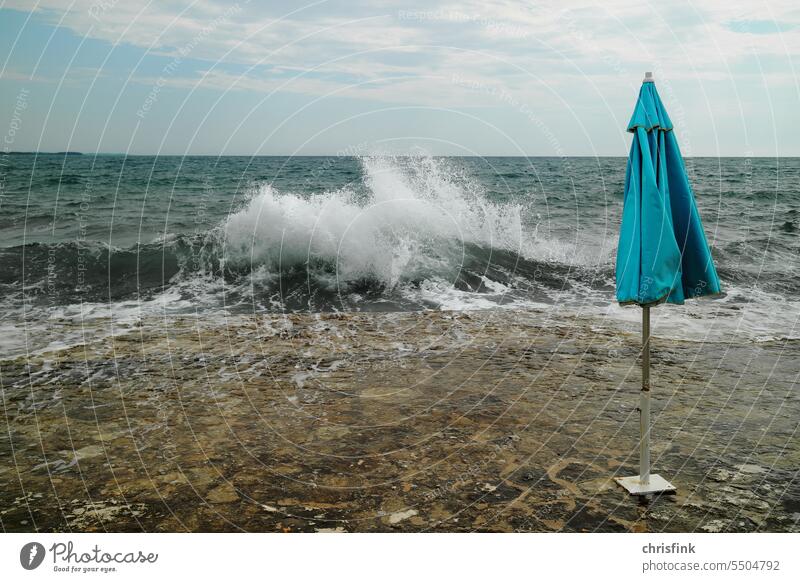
[1,153,798,357]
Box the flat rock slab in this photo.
[1,310,798,532]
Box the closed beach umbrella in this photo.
[614,72,722,495]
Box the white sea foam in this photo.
[221,156,532,286]
[584,283,800,343]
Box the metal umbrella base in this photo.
[615,474,676,495]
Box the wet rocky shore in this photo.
[1,309,798,532]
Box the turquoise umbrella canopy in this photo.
[615,77,722,306]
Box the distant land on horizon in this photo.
[4,151,84,156]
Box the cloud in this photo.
[3,0,798,155]
[8,0,798,91]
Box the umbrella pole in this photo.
[614,305,676,495]
[640,305,651,485]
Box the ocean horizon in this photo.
[6,152,797,157]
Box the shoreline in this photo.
[1,309,798,532]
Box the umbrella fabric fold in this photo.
[616,81,722,306]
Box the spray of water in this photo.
[221,156,528,287]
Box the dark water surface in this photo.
[1,154,799,355]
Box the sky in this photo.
[1,0,798,156]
